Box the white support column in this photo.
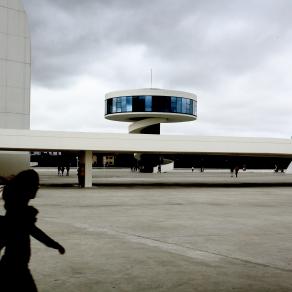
[84,150,93,187]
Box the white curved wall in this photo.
[105,88,197,101]
[105,112,196,123]
[0,0,31,129]
[0,0,31,176]
[129,117,167,133]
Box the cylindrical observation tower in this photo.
[105,88,197,172]
[105,88,197,134]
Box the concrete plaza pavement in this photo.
[1,169,292,291]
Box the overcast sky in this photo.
[22,0,292,138]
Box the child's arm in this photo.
[0,237,5,252]
[0,216,6,252]
[30,225,65,254]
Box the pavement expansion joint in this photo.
[46,219,292,273]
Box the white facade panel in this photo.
[24,88,30,113]
[6,61,25,87]
[0,86,5,111]
[0,60,5,85]
[6,87,24,112]
[24,38,30,63]
[0,7,7,33]
[19,11,29,37]
[7,9,19,35]
[0,115,4,128]
[0,1,8,8]
[7,0,23,10]
[0,33,6,59]
[1,113,29,129]
[24,64,30,88]
[7,35,26,62]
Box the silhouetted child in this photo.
[0,169,65,292]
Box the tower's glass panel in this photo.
[189,99,193,115]
[106,99,113,114]
[182,98,187,113]
[116,97,122,112]
[132,96,138,111]
[153,96,171,112]
[171,97,177,112]
[185,99,191,114]
[185,98,188,114]
[112,98,117,113]
[133,96,145,111]
[177,97,182,113]
[126,96,132,112]
[145,95,152,111]
[138,96,145,111]
[152,96,158,112]
[121,96,127,112]
[164,96,171,112]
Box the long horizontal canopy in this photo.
[0,129,292,157]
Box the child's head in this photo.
[2,169,40,210]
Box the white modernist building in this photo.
[0,0,291,185]
[0,129,292,186]
[0,0,31,175]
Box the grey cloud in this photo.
[22,0,292,88]
[22,0,292,137]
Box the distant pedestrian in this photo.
[191,167,194,172]
[61,166,65,176]
[230,167,234,178]
[235,166,240,178]
[66,164,70,176]
[77,165,85,187]
[158,165,161,173]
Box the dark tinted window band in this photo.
[105,96,197,116]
